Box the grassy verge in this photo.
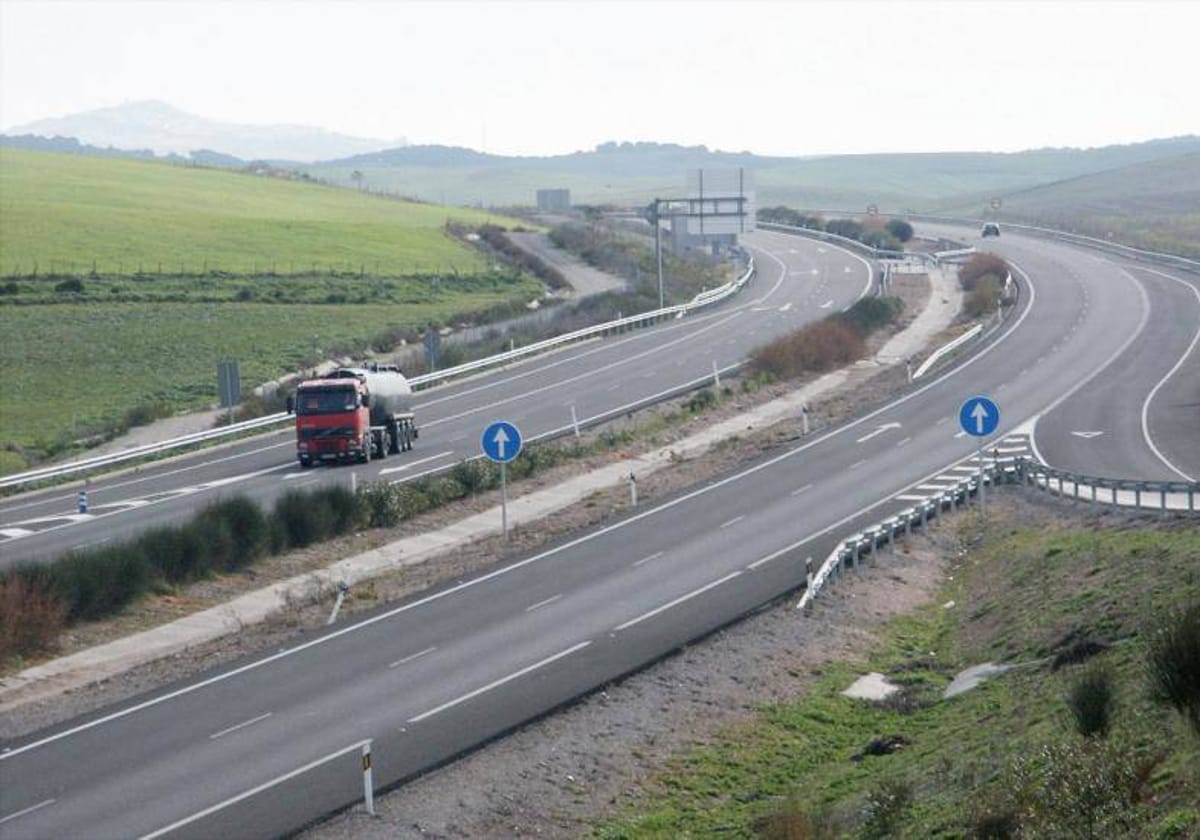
[595,502,1200,838]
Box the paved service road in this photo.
[2,223,1196,838]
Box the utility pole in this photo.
[654,199,665,309]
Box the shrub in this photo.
[271,489,331,549]
[959,253,1010,292]
[49,544,151,621]
[356,481,406,528]
[450,459,496,495]
[860,777,913,839]
[1005,740,1150,836]
[751,320,865,381]
[963,276,1004,319]
[886,219,914,243]
[685,388,717,414]
[1065,664,1116,738]
[196,496,269,571]
[54,276,83,294]
[837,296,903,334]
[1146,601,1200,737]
[0,574,66,659]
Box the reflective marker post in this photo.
[361,740,375,816]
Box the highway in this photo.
[1,223,1197,838]
[0,231,871,569]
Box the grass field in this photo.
[597,501,1200,837]
[0,276,541,462]
[0,148,517,276]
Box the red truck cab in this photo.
[290,377,372,467]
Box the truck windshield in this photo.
[295,388,359,415]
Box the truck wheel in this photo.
[299,456,313,469]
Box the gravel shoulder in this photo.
[2,269,963,838]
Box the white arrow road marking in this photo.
[819,299,834,309]
[779,302,793,313]
[377,450,455,476]
[1070,431,1105,439]
[0,528,34,539]
[856,422,901,443]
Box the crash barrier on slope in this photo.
[756,221,976,266]
[0,260,755,491]
[796,455,1199,611]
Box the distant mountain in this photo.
[5,100,400,163]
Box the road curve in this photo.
[2,223,1192,838]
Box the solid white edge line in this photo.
[1135,267,1200,481]
[0,798,56,826]
[614,571,743,631]
[407,641,591,724]
[209,712,272,740]
[139,740,369,840]
[1,257,1037,763]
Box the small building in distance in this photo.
[536,188,571,211]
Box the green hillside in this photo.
[0,148,513,276]
[600,501,1200,837]
[943,153,1200,257]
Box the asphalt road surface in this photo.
[2,223,1197,838]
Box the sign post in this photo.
[958,396,1000,513]
[482,421,523,540]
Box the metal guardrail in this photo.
[0,412,292,490]
[911,324,983,380]
[405,258,755,389]
[1,260,755,491]
[797,455,1200,611]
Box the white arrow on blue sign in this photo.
[481,421,523,463]
[958,396,1000,437]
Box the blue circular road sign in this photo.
[481,421,523,463]
[958,396,1000,438]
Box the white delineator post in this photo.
[361,740,375,816]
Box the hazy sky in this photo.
[2,0,1197,157]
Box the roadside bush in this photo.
[860,777,913,839]
[751,320,865,381]
[451,459,496,495]
[271,489,330,550]
[197,496,270,571]
[49,544,151,621]
[963,276,1004,319]
[959,253,1010,292]
[0,574,66,659]
[356,481,406,528]
[686,388,718,414]
[886,219,914,243]
[1065,663,1116,738]
[1146,600,1200,737]
[837,296,903,334]
[1005,740,1150,836]
[54,276,83,294]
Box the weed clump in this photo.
[1146,600,1200,737]
[1065,663,1116,738]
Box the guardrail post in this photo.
[629,470,637,507]
[361,740,375,816]
[1112,484,1118,505]
[869,529,878,564]
[1091,482,1097,508]
[1190,485,1195,513]
[1161,486,1167,515]
[1135,484,1142,509]
[804,556,814,612]
[712,360,720,389]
